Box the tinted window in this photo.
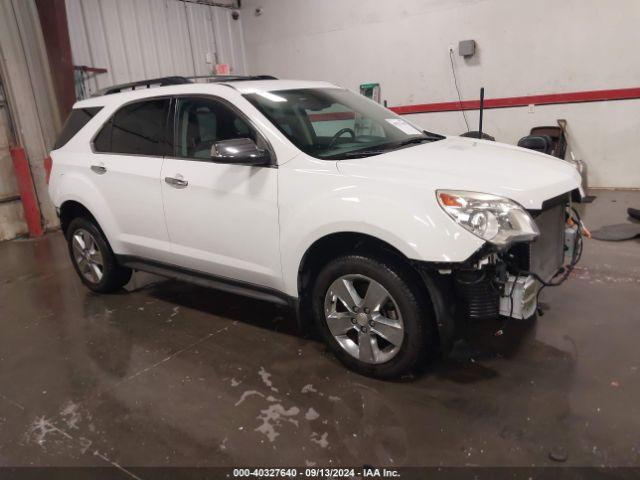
[175,97,255,159]
[93,119,111,152]
[54,107,102,149]
[94,99,170,156]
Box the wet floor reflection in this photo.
[2,222,640,467]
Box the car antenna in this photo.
[478,87,485,139]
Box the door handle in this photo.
[165,176,188,188]
[90,164,107,174]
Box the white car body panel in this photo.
[49,79,582,301]
[335,136,581,210]
[276,154,486,297]
[160,157,282,289]
[94,153,169,259]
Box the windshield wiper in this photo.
[423,129,446,140]
[396,132,445,148]
[369,132,444,153]
[343,138,432,157]
[396,137,430,147]
[325,130,446,160]
[339,150,388,158]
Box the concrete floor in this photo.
[1,190,639,470]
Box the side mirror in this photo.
[210,138,271,166]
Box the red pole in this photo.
[44,155,53,184]
[35,0,76,118]
[10,146,44,237]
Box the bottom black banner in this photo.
[0,466,638,480]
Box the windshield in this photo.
[243,88,443,160]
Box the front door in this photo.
[160,96,281,289]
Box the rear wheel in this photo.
[312,254,436,378]
[66,217,131,293]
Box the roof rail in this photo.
[187,75,277,83]
[93,74,278,97]
[94,76,192,96]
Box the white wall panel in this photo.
[241,0,640,188]
[164,0,194,76]
[116,0,147,81]
[66,0,247,98]
[132,0,161,79]
[186,2,215,76]
[211,6,247,75]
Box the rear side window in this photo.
[54,107,103,149]
[93,99,171,156]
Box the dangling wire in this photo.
[532,207,585,312]
[449,49,470,132]
[495,205,585,335]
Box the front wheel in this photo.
[66,217,132,293]
[311,254,437,379]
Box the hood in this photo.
[336,136,582,209]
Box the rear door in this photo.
[160,95,281,289]
[90,98,171,260]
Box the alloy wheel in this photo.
[324,274,404,364]
[71,228,104,284]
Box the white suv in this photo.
[49,76,583,378]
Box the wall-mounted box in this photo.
[459,40,476,57]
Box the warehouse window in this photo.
[174,97,256,160]
[93,99,171,156]
[54,107,103,149]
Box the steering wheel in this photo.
[327,128,356,149]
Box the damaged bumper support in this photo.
[499,274,539,320]
[419,198,584,340]
[498,217,582,320]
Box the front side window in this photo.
[244,88,443,160]
[94,98,170,156]
[174,97,256,160]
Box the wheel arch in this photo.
[296,232,443,338]
[59,200,103,237]
[297,232,415,295]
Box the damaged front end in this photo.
[416,193,584,349]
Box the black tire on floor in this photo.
[66,217,132,293]
[311,254,437,379]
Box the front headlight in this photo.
[437,190,539,247]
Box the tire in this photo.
[311,254,437,379]
[66,217,132,293]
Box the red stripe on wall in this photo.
[389,86,640,115]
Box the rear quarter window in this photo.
[54,107,103,149]
[93,99,171,156]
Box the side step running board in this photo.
[117,255,292,307]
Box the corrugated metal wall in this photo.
[65,0,247,97]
